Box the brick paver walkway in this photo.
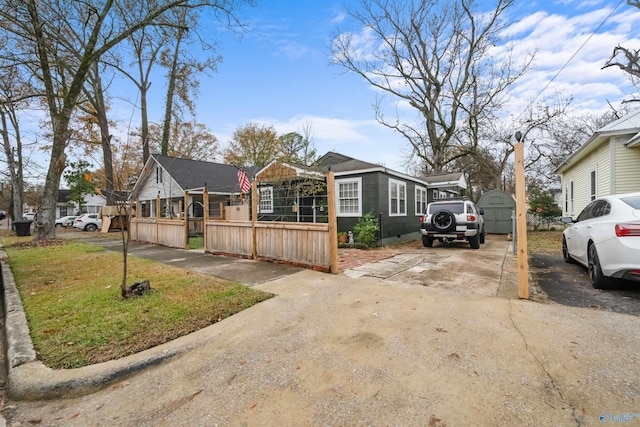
[338,240,424,271]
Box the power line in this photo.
[517,0,625,121]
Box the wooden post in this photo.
[156,193,161,243]
[514,139,529,299]
[251,181,258,259]
[184,191,189,249]
[327,171,339,274]
[203,187,209,251]
[220,202,225,220]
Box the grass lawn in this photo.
[527,230,564,256]
[1,235,273,369]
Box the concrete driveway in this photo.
[5,232,640,425]
[343,234,518,298]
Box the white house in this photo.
[555,109,640,217]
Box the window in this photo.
[590,169,597,201]
[569,180,574,214]
[432,190,438,200]
[259,186,273,213]
[564,183,569,213]
[336,178,362,217]
[415,186,427,215]
[389,179,406,216]
[156,166,163,184]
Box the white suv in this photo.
[420,198,485,249]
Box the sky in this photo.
[19,0,640,182]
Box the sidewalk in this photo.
[3,235,640,425]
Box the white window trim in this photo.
[259,186,274,214]
[569,179,574,215]
[335,177,362,217]
[389,178,407,217]
[590,166,597,202]
[415,185,427,215]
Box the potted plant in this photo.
[338,231,348,244]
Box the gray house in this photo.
[317,152,466,245]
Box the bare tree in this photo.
[603,1,640,99]
[80,61,117,204]
[331,0,532,174]
[0,64,29,222]
[0,0,245,240]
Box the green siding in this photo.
[336,171,423,242]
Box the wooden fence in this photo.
[129,172,338,273]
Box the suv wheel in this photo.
[431,210,456,232]
[422,235,433,248]
[469,234,480,249]
[479,228,485,244]
[85,223,98,232]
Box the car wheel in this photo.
[588,244,615,290]
[469,234,480,249]
[422,235,433,247]
[85,223,98,232]
[431,210,456,232]
[562,237,575,264]
[55,223,62,228]
[479,228,485,244]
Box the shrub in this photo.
[353,212,379,247]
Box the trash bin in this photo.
[14,220,32,236]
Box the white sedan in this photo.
[562,192,640,289]
[72,214,102,232]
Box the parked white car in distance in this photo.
[55,215,78,227]
[73,214,102,232]
[23,212,36,221]
[562,192,640,289]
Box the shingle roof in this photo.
[599,109,640,133]
[153,154,259,193]
[317,151,383,172]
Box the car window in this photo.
[576,201,596,222]
[429,202,465,214]
[621,196,640,209]
[591,200,610,218]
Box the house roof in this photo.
[316,151,467,189]
[57,189,71,203]
[255,160,325,181]
[316,151,380,172]
[420,172,465,185]
[152,155,260,193]
[136,154,260,195]
[555,109,640,173]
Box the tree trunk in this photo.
[0,110,25,223]
[141,85,150,165]
[161,26,185,155]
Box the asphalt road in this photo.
[530,252,640,316]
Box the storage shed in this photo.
[477,190,515,234]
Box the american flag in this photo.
[237,168,252,193]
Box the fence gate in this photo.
[187,201,204,249]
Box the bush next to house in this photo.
[353,212,379,247]
[528,186,562,230]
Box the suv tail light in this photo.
[420,216,426,222]
[615,224,640,237]
[467,215,477,222]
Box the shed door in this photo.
[483,207,513,234]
